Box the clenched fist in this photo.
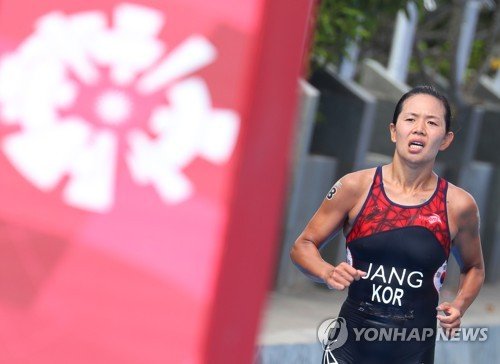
[323,262,366,290]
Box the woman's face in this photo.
[390,94,454,165]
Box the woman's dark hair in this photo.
[392,85,452,132]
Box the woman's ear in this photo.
[389,123,396,143]
[439,131,454,151]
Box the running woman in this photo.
[290,85,485,363]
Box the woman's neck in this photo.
[386,156,436,192]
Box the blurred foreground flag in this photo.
[0,0,314,363]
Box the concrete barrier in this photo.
[309,66,376,177]
[276,155,338,291]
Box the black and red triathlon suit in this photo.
[326,166,451,364]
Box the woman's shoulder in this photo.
[446,182,477,205]
[445,181,479,219]
[339,167,378,193]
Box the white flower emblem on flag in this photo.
[0,3,240,213]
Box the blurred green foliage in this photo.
[311,0,408,71]
[311,0,498,87]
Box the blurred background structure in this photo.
[259,1,500,363]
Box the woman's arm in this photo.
[290,171,368,289]
[437,190,485,332]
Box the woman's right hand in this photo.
[323,262,366,290]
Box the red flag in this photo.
[0,1,314,362]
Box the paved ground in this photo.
[258,281,500,346]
